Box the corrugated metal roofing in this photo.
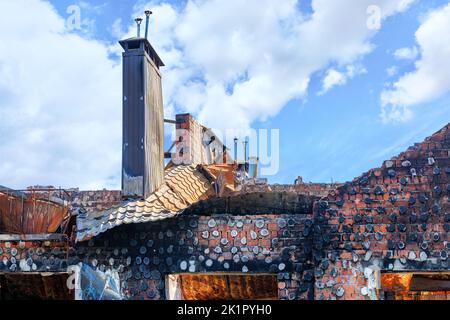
[75,165,216,242]
[0,190,69,234]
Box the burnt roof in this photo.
[76,164,235,242]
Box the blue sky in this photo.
[0,0,449,189]
[258,0,450,183]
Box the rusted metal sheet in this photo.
[202,164,238,194]
[0,189,69,234]
[381,272,450,300]
[169,273,278,300]
[381,273,412,294]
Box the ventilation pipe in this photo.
[145,10,153,39]
[243,140,248,163]
[135,17,143,38]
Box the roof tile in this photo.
[75,165,218,242]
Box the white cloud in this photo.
[78,1,108,13]
[386,66,398,77]
[0,0,416,189]
[321,69,347,94]
[380,105,413,123]
[320,65,367,94]
[111,18,124,39]
[381,3,450,122]
[394,46,419,60]
[128,0,415,131]
[0,0,122,189]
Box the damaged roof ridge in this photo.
[182,191,316,216]
[75,164,226,242]
[334,122,450,192]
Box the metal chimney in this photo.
[119,17,165,200]
[135,17,143,38]
[233,137,238,161]
[243,140,248,163]
[145,10,152,39]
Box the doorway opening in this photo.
[166,273,278,300]
[381,272,450,300]
[0,273,74,300]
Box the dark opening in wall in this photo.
[0,273,74,300]
[381,272,450,300]
[166,273,278,300]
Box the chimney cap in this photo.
[119,37,165,67]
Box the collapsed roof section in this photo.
[346,123,450,188]
[0,187,71,235]
[166,113,233,167]
[76,164,238,242]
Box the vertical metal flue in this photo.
[120,21,165,199]
[243,140,248,163]
[145,10,153,39]
[135,17,143,38]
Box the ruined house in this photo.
[0,17,449,300]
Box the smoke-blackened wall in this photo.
[313,124,450,300]
[71,211,315,300]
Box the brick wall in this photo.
[313,124,450,300]
[71,212,315,300]
[241,183,340,198]
[0,193,317,300]
[69,190,122,212]
[174,113,230,165]
[1,124,448,301]
[0,236,69,273]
